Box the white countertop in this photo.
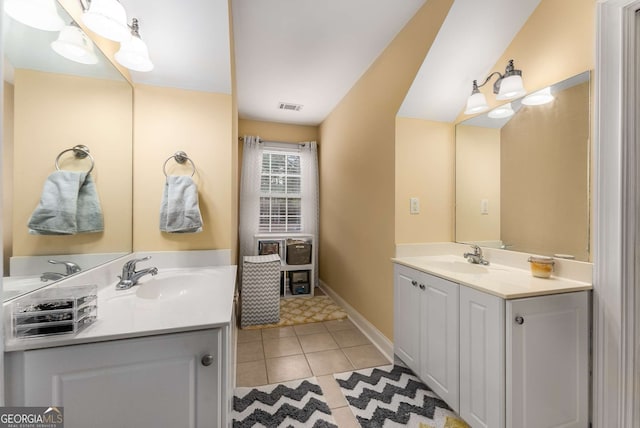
[4,252,237,352]
[393,254,592,299]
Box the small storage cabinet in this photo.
[254,233,315,297]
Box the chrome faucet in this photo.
[463,244,490,265]
[40,259,81,282]
[116,256,158,290]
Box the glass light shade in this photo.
[488,102,515,119]
[51,25,98,65]
[81,0,129,42]
[522,87,554,106]
[464,92,489,115]
[115,36,154,72]
[4,0,64,31]
[496,74,526,100]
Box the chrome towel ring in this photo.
[55,145,95,174]
[163,151,196,177]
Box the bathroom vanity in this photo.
[393,250,591,428]
[3,252,237,428]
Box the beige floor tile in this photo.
[323,319,356,332]
[343,344,390,369]
[237,340,265,363]
[237,329,262,343]
[331,328,370,348]
[294,322,328,336]
[298,332,339,353]
[236,360,268,387]
[306,349,354,376]
[263,336,303,358]
[261,326,296,340]
[317,375,348,409]
[266,354,312,383]
[331,406,360,428]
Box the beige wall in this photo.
[455,125,501,243]
[395,117,454,243]
[133,84,232,252]
[3,82,14,275]
[12,69,132,257]
[239,119,318,143]
[501,82,589,260]
[319,0,453,340]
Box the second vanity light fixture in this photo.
[80,0,154,71]
[464,59,526,115]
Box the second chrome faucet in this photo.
[116,256,158,290]
[463,244,490,265]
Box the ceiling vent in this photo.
[278,102,303,111]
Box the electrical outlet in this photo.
[410,197,420,214]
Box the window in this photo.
[259,151,302,232]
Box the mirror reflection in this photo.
[455,71,590,261]
[3,2,133,301]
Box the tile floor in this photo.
[236,318,391,427]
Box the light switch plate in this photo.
[481,199,489,215]
[410,197,420,214]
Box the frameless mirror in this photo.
[3,2,133,301]
[455,71,590,261]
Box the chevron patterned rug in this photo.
[334,365,470,428]
[241,295,347,330]
[232,377,337,427]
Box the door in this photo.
[420,272,459,412]
[18,330,221,428]
[506,291,590,428]
[459,285,505,428]
[394,264,421,375]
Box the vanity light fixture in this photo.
[487,102,515,119]
[81,0,130,42]
[4,0,64,31]
[115,18,154,72]
[522,86,554,106]
[51,22,98,65]
[464,59,526,115]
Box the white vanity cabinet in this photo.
[5,329,227,428]
[393,264,460,411]
[394,263,590,428]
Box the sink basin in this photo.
[425,260,489,274]
[135,270,215,300]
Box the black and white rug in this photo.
[334,365,469,428]
[233,377,337,428]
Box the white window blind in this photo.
[259,150,302,232]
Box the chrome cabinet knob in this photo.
[419,284,426,290]
[201,354,214,366]
[515,316,524,325]
[411,280,418,287]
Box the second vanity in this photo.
[3,250,236,428]
[393,244,592,428]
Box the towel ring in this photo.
[55,145,95,175]
[163,151,196,177]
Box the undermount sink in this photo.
[425,260,489,274]
[135,269,214,300]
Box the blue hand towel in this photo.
[160,175,203,233]
[27,171,104,235]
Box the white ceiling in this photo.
[4,0,545,125]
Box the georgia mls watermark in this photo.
[0,407,63,428]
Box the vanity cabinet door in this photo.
[506,291,590,428]
[394,264,421,376]
[420,273,459,412]
[12,330,221,428]
[459,285,505,428]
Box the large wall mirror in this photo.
[455,71,591,261]
[3,2,133,301]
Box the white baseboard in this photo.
[319,279,393,362]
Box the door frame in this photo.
[593,1,640,427]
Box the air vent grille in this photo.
[278,102,303,111]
